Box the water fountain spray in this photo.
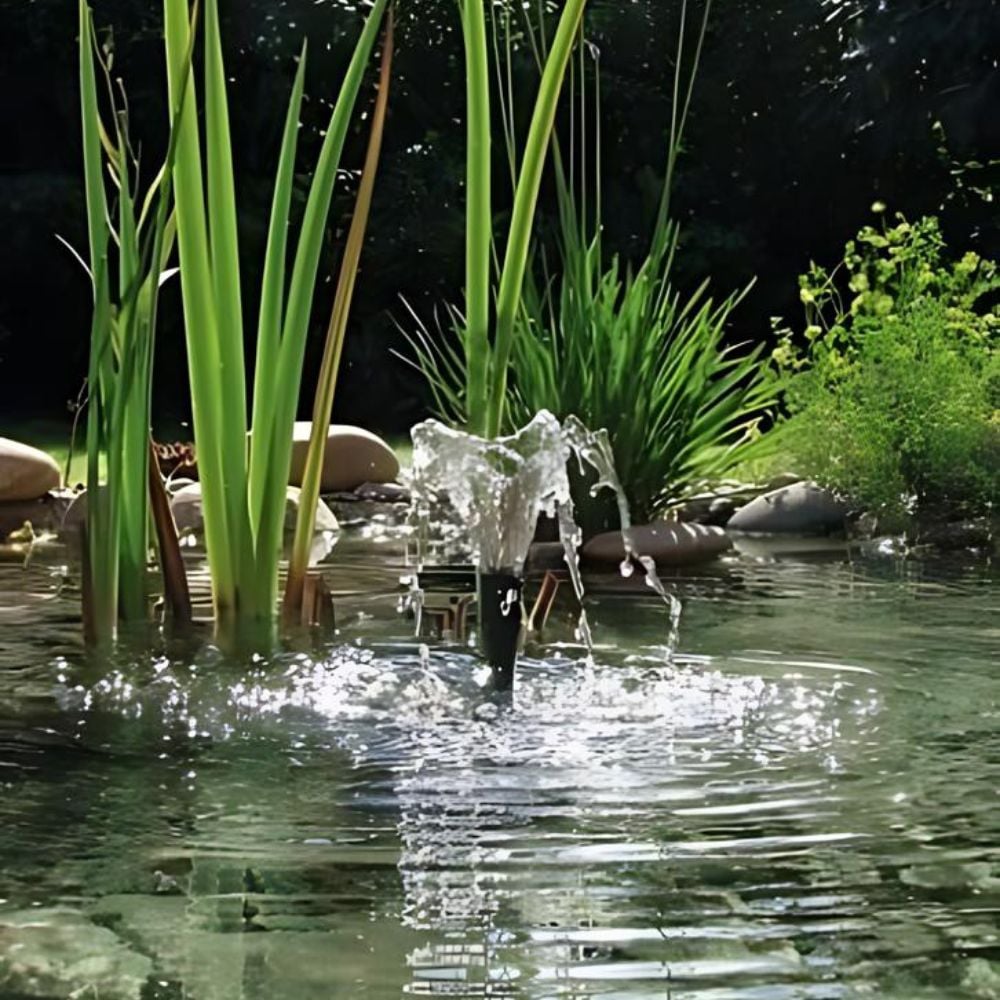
[409,411,680,687]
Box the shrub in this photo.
[773,212,1000,524]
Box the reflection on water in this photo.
[0,535,997,999]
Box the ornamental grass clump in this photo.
[508,205,778,528]
[773,212,1000,525]
[507,0,779,526]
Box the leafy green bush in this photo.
[773,212,1000,524]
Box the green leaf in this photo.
[284,9,395,624]
[485,0,587,438]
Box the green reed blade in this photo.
[254,0,388,617]
[461,0,492,436]
[485,0,587,439]
[79,1,108,298]
[112,116,152,622]
[84,255,118,643]
[164,0,238,621]
[204,0,250,567]
[248,42,307,536]
[80,1,119,641]
[284,9,395,624]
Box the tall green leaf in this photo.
[284,9,395,623]
[80,0,196,641]
[252,0,389,622]
[248,43,307,534]
[165,0,388,635]
[460,0,492,437]
[204,0,251,594]
[484,0,587,439]
[164,0,238,624]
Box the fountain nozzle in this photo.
[477,570,523,690]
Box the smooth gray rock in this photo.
[170,483,339,537]
[728,481,848,535]
[287,422,400,493]
[0,437,60,501]
[672,486,758,526]
[581,521,732,568]
[0,907,152,999]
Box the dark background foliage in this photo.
[1,0,998,433]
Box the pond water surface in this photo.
[0,527,997,999]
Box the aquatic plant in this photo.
[509,216,778,528]
[412,0,779,526]
[460,0,588,439]
[163,0,388,635]
[284,11,395,625]
[773,211,1000,523]
[77,0,189,642]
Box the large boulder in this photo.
[727,481,849,535]
[170,483,339,537]
[287,422,399,493]
[0,437,60,501]
[582,521,732,569]
[0,907,152,999]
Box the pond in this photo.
[0,524,997,999]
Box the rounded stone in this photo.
[0,437,60,502]
[581,521,732,568]
[727,481,849,535]
[170,482,339,536]
[286,423,400,493]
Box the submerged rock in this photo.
[911,517,994,552]
[327,480,411,504]
[728,481,849,535]
[0,437,60,502]
[581,521,732,568]
[170,483,339,537]
[352,480,410,503]
[0,907,152,999]
[287,422,400,493]
[0,489,74,538]
[674,493,742,527]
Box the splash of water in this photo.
[563,416,683,649]
[408,410,681,655]
[409,411,569,575]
